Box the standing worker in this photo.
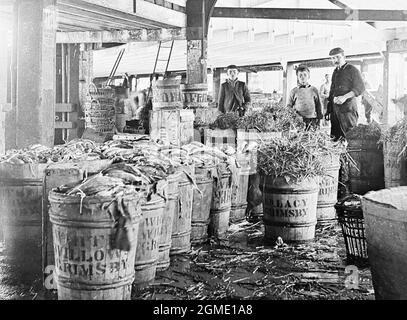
[286,64,323,130]
[326,47,365,141]
[218,65,251,116]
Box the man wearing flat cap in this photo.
[326,47,365,140]
[218,65,251,116]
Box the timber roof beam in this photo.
[212,7,407,21]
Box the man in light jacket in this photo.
[218,65,251,116]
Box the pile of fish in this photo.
[0,139,104,164]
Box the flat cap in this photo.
[329,47,344,56]
[226,64,239,70]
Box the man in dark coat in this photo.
[325,47,365,141]
[218,65,251,116]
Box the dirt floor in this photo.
[0,220,374,300]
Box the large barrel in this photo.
[262,176,319,242]
[180,83,208,109]
[135,194,164,288]
[208,168,232,239]
[230,153,251,223]
[48,190,141,300]
[43,160,113,273]
[84,85,115,134]
[362,187,407,299]
[170,172,193,255]
[0,163,49,282]
[347,138,384,195]
[157,174,179,271]
[383,141,407,188]
[206,129,236,152]
[152,78,182,110]
[317,153,341,225]
[191,165,214,244]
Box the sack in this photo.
[112,216,131,252]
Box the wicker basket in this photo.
[335,194,369,267]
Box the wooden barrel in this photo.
[180,83,208,109]
[42,160,114,275]
[191,165,214,244]
[362,187,407,299]
[317,153,341,225]
[152,78,182,110]
[84,85,115,133]
[383,141,407,188]
[0,163,49,282]
[48,190,141,300]
[347,138,384,195]
[205,129,236,152]
[208,169,232,239]
[237,130,282,175]
[170,172,193,255]
[157,174,179,271]
[262,176,319,242]
[135,194,164,288]
[230,153,251,223]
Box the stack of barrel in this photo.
[180,83,218,144]
[84,84,116,135]
[150,78,194,146]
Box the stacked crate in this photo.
[150,78,194,146]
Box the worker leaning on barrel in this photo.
[286,64,323,131]
[325,47,366,141]
[218,65,251,117]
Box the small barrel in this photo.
[262,176,319,242]
[170,172,193,255]
[157,174,179,272]
[152,78,183,110]
[0,163,49,282]
[317,153,341,225]
[347,138,384,195]
[362,187,407,300]
[230,153,251,223]
[383,141,407,188]
[180,83,208,109]
[191,165,214,244]
[135,194,164,288]
[205,129,236,152]
[208,168,232,239]
[48,190,141,300]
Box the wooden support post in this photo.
[13,0,57,148]
[6,1,18,150]
[0,24,8,155]
[213,68,221,103]
[282,63,296,107]
[78,43,94,138]
[187,39,207,84]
